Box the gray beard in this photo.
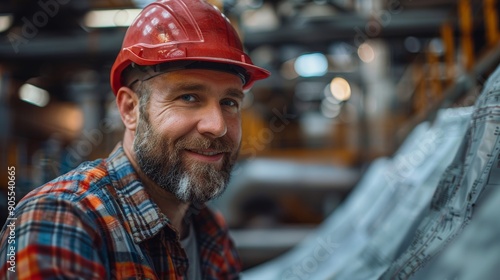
[133,113,236,203]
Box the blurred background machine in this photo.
[0,0,499,274]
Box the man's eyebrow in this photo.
[170,82,244,99]
[170,82,207,93]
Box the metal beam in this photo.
[243,9,453,48]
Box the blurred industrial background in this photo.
[1,0,499,271]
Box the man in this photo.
[0,0,269,279]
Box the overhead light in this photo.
[358,43,375,63]
[294,53,328,77]
[328,77,351,102]
[0,14,13,32]
[19,83,50,107]
[84,9,142,28]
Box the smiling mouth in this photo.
[185,149,227,162]
[187,149,223,156]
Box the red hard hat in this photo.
[110,0,270,94]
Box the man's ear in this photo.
[116,87,139,131]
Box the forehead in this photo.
[148,68,244,92]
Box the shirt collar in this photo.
[105,143,171,243]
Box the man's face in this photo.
[133,69,243,203]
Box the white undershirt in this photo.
[180,223,202,280]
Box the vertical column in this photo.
[441,22,456,87]
[459,0,474,70]
[484,0,499,46]
[361,40,396,157]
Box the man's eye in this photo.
[221,99,240,108]
[180,94,197,102]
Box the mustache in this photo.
[174,136,235,152]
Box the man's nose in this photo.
[197,104,227,138]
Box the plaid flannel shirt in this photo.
[0,144,241,279]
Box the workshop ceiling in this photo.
[0,0,490,96]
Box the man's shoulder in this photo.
[20,158,112,208]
